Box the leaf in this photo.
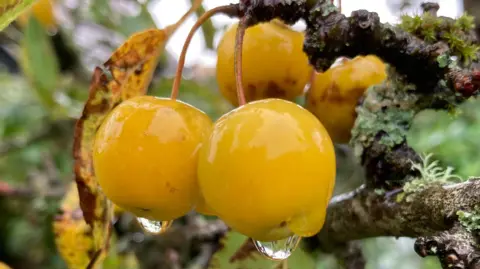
[19,15,60,111]
[208,231,316,269]
[53,182,99,269]
[0,261,12,269]
[0,0,37,30]
[72,0,204,266]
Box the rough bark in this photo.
[317,180,480,245]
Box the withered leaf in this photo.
[53,182,99,269]
[0,261,12,269]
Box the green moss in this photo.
[455,12,476,32]
[443,31,479,63]
[403,153,462,195]
[398,12,479,64]
[457,205,480,232]
[399,13,439,42]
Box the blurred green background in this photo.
[0,0,478,268]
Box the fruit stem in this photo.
[171,4,240,100]
[234,15,248,106]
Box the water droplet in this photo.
[253,234,301,260]
[136,217,172,234]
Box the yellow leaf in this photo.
[0,261,12,269]
[53,182,99,269]
[71,0,203,267]
[0,0,37,30]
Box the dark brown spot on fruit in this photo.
[284,77,297,85]
[265,81,286,98]
[166,182,178,194]
[137,207,151,212]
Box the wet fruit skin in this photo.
[305,55,387,144]
[216,20,313,106]
[93,95,212,221]
[198,98,336,242]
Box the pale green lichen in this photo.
[403,153,462,194]
[354,106,415,148]
[457,205,480,232]
[350,67,419,159]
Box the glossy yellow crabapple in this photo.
[93,95,213,221]
[305,55,387,143]
[216,20,313,106]
[198,98,336,242]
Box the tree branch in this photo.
[309,179,480,267]
[303,0,480,97]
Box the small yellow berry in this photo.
[198,98,336,241]
[305,55,387,143]
[216,20,312,106]
[93,96,212,221]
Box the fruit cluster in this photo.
[92,16,387,250]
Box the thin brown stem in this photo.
[234,15,248,106]
[338,0,342,13]
[171,4,239,100]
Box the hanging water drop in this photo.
[253,234,301,260]
[136,217,173,234]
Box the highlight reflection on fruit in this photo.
[93,95,212,222]
[305,55,387,143]
[198,98,336,242]
[216,20,312,106]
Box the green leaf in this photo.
[20,15,60,111]
[208,231,316,269]
[0,0,37,31]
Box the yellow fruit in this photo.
[216,20,312,106]
[17,0,56,30]
[305,55,387,143]
[93,96,212,221]
[198,98,336,242]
